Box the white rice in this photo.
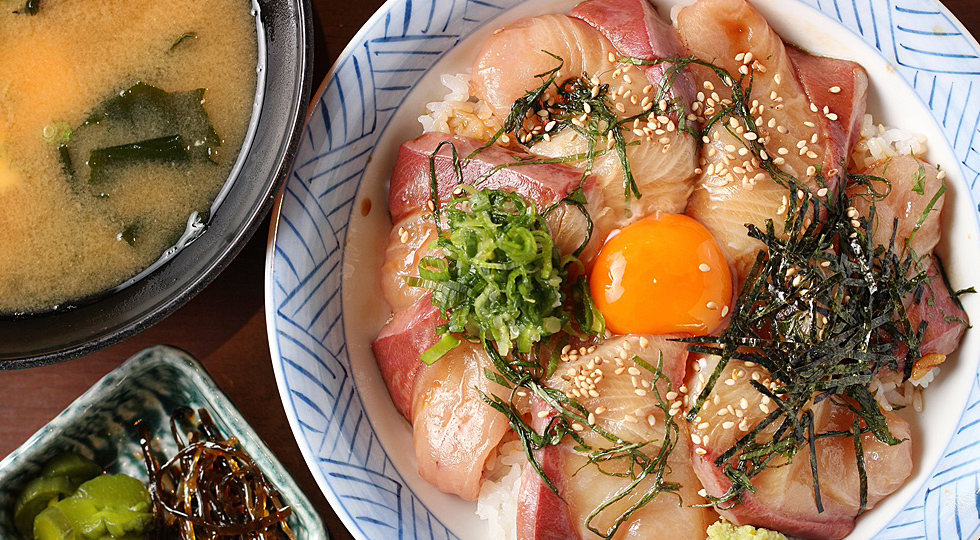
[851,113,928,170]
[477,439,526,540]
[869,366,938,413]
[418,72,502,140]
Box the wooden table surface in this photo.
[2,1,979,539]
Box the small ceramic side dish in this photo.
[0,345,327,540]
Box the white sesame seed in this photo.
[695,448,708,455]
[699,263,711,272]
[691,434,702,444]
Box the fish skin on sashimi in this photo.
[388,132,588,222]
[518,397,582,540]
[786,47,868,183]
[907,256,968,359]
[686,359,912,540]
[471,10,697,228]
[679,0,867,281]
[371,294,444,419]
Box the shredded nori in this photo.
[678,181,940,510]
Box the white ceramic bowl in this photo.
[266,1,980,538]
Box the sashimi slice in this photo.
[907,256,968,359]
[787,47,869,178]
[389,132,586,222]
[518,335,715,540]
[518,397,581,540]
[412,340,512,501]
[685,358,912,540]
[471,12,697,227]
[380,209,438,312]
[679,0,867,280]
[848,154,945,257]
[848,154,968,362]
[387,131,609,261]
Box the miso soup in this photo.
[0,0,258,313]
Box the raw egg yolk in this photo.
[590,213,733,336]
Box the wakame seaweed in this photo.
[169,32,198,52]
[62,82,220,186]
[88,135,191,184]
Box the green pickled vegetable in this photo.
[39,453,102,486]
[33,475,151,540]
[14,452,103,536]
[13,476,73,536]
[32,507,73,540]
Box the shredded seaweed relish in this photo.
[138,408,296,540]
